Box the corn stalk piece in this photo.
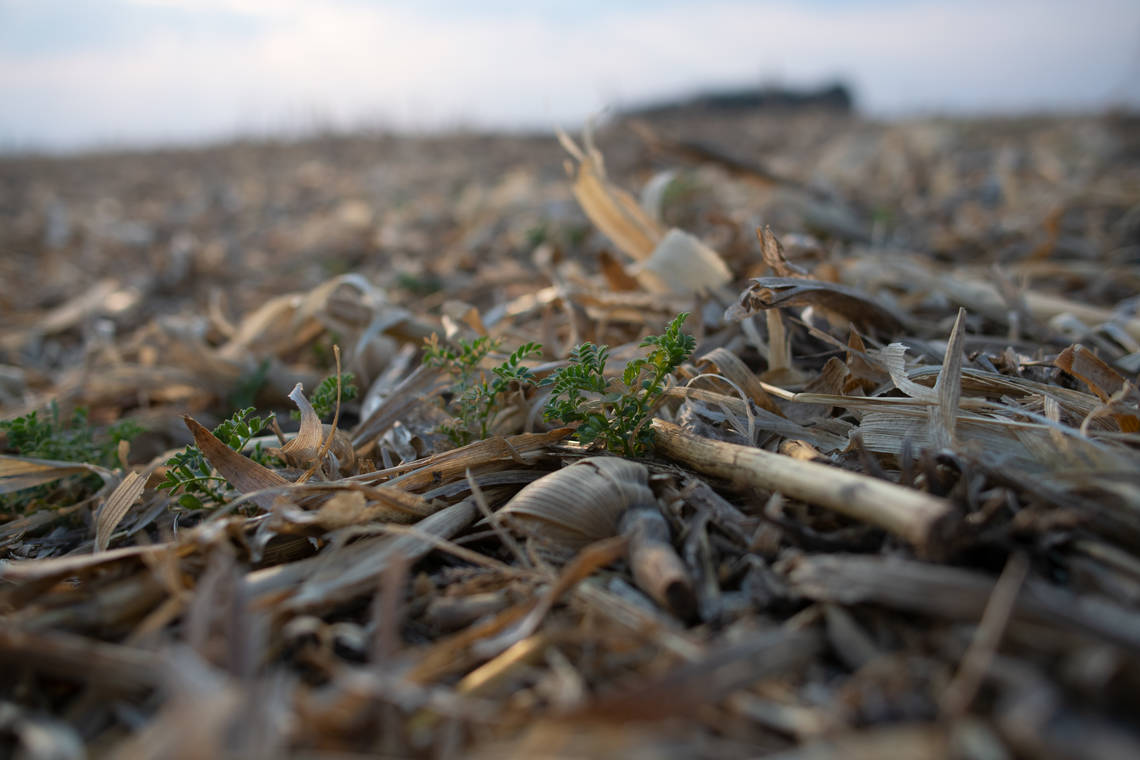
[652,420,958,558]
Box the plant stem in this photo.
[652,419,959,559]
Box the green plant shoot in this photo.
[543,312,695,456]
[423,335,543,446]
[0,402,143,509]
[1,402,142,467]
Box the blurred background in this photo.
[2,0,1139,152]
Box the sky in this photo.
[1,0,1139,152]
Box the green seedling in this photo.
[0,402,142,509]
[227,358,271,410]
[423,335,543,446]
[543,312,695,456]
[293,372,358,421]
[1,402,140,466]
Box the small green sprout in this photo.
[292,372,358,421]
[227,358,271,410]
[0,402,142,510]
[423,335,543,446]
[543,312,695,456]
[0,402,140,467]
[395,272,443,297]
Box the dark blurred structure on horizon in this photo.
[623,81,854,118]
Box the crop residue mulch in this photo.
[2,110,1139,758]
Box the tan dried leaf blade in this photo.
[726,276,909,334]
[94,470,147,552]
[559,129,661,262]
[0,455,112,495]
[184,415,291,510]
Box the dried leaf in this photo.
[931,307,967,449]
[881,343,939,403]
[278,383,325,468]
[184,415,291,510]
[726,277,909,334]
[0,455,113,495]
[500,457,654,551]
[757,225,810,278]
[637,228,732,294]
[846,329,888,389]
[1055,344,1128,401]
[94,471,147,552]
[560,129,662,261]
[1055,344,1140,432]
[597,250,642,292]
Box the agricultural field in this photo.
[2,108,1139,758]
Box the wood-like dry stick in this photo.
[620,506,697,621]
[940,551,1029,716]
[652,420,958,558]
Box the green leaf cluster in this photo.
[0,402,142,510]
[420,313,694,455]
[1,402,141,467]
[423,335,543,446]
[292,372,358,421]
[543,312,695,456]
[159,407,277,510]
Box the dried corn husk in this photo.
[94,470,147,552]
[275,383,356,476]
[558,129,661,262]
[0,455,114,496]
[184,416,292,511]
[560,129,732,296]
[636,228,733,295]
[500,457,696,618]
[499,457,654,550]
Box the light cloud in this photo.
[1,0,1138,151]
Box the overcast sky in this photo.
[2,0,1139,152]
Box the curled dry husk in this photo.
[637,228,732,295]
[499,457,655,551]
[559,128,731,296]
[276,383,355,476]
[725,276,909,334]
[500,456,697,618]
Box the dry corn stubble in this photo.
[1,111,1139,758]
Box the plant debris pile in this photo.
[2,110,1140,758]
